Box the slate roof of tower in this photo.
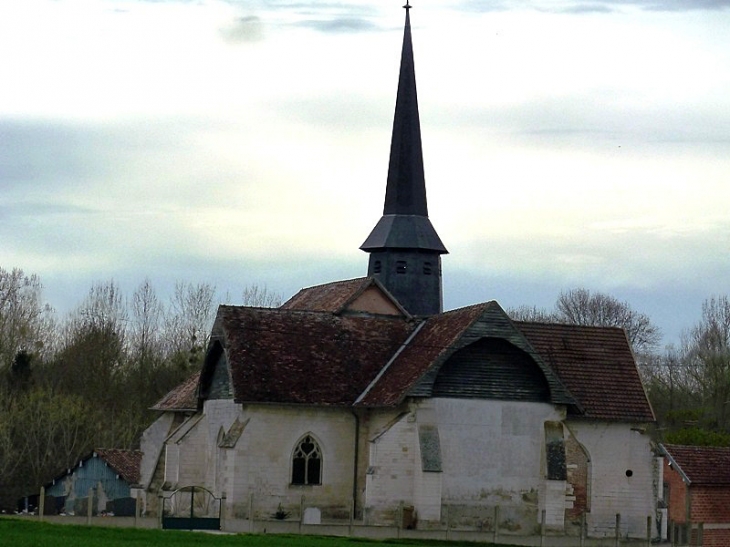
[516,321,655,422]
[661,444,730,485]
[360,6,446,254]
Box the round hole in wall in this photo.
[625,469,633,477]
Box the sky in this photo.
[1,0,729,347]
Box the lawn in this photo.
[0,518,512,547]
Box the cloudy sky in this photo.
[1,0,729,346]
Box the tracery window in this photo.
[291,435,322,485]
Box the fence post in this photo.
[540,509,546,547]
[580,512,586,547]
[349,500,354,536]
[87,487,93,525]
[134,495,140,528]
[646,515,652,547]
[697,522,703,547]
[220,493,226,532]
[158,495,163,529]
[299,495,305,534]
[249,492,254,533]
[398,501,403,538]
[444,503,449,541]
[615,513,621,547]
[493,505,500,543]
[39,487,45,522]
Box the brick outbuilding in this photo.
[661,443,730,546]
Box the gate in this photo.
[160,486,221,530]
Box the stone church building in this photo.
[138,6,658,539]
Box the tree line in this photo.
[0,267,281,510]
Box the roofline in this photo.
[354,320,427,405]
[659,443,692,485]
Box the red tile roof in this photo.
[356,303,489,406]
[151,372,199,412]
[215,305,415,406]
[516,322,655,422]
[94,448,142,485]
[182,297,654,422]
[281,278,371,312]
[662,444,730,485]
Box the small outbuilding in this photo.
[661,443,730,546]
[43,448,142,516]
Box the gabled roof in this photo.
[356,302,577,409]
[151,372,199,412]
[94,448,143,485]
[281,277,408,316]
[661,444,730,485]
[210,305,415,406]
[193,299,651,422]
[516,322,655,422]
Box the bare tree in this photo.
[0,267,54,372]
[165,282,216,363]
[130,278,163,359]
[508,305,557,323]
[241,284,283,308]
[681,296,730,431]
[555,288,661,354]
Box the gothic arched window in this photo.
[291,435,322,485]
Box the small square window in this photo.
[396,261,407,274]
[423,262,432,275]
[373,261,382,274]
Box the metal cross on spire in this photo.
[403,0,411,10]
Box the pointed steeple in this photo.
[360,4,447,316]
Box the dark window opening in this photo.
[423,262,433,275]
[292,435,322,485]
[545,422,567,481]
[396,261,407,274]
[373,261,382,274]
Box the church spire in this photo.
[360,4,447,316]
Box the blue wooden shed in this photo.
[45,448,142,516]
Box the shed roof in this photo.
[94,448,142,485]
[661,444,730,485]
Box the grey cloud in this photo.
[296,17,379,33]
[458,0,730,12]
[220,16,264,43]
[558,4,614,13]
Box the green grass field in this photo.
[0,518,512,547]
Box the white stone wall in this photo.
[364,410,417,522]
[181,401,358,520]
[139,413,176,488]
[363,399,568,531]
[568,421,655,538]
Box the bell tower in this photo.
[360,3,447,316]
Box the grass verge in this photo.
[0,517,515,547]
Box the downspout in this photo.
[351,409,360,521]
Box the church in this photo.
[138,6,658,539]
